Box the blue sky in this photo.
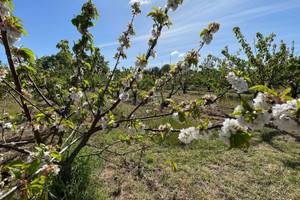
[1,0,300,69]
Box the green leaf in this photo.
[230,110,242,116]
[199,28,207,37]
[85,62,91,70]
[178,112,186,123]
[9,167,21,179]
[6,0,14,10]
[30,184,44,189]
[241,99,251,111]
[250,85,277,96]
[294,100,300,119]
[24,160,42,174]
[165,99,175,104]
[284,96,294,101]
[164,160,171,165]
[172,162,178,172]
[244,76,252,84]
[229,131,252,149]
[192,106,201,119]
[3,159,23,169]
[50,151,62,161]
[19,48,35,63]
[64,120,74,129]
[146,11,156,17]
[24,65,36,74]
[280,88,291,97]
[197,98,203,105]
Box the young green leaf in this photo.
[250,85,277,96]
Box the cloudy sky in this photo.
[1,0,299,69]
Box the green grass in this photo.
[83,91,300,200]
[89,128,300,200]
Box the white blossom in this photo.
[234,105,270,130]
[0,68,8,82]
[192,122,213,141]
[172,112,178,120]
[253,92,268,109]
[129,122,145,134]
[226,72,248,93]
[41,164,60,176]
[150,27,160,38]
[0,19,22,46]
[135,58,148,71]
[148,38,155,47]
[180,62,190,73]
[55,124,65,133]
[0,153,4,162]
[158,123,173,131]
[3,122,12,130]
[27,152,35,163]
[133,72,142,82]
[202,94,217,106]
[131,2,141,16]
[34,125,40,131]
[43,151,52,162]
[272,99,300,133]
[0,1,10,17]
[202,33,213,45]
[150,49,157,59]
[127,21,135,35]
[119,91,130,101]
[166,0,179,11]
[178,127,198,144]
[101,117,108,133]
[53,121,65,133]
[219,119,247,146]
[70,89,83,101]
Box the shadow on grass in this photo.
[251,129,300,154]
[252,129,300,170]
[283,159,300,169]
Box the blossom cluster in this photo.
[1,122,13,130]
[114,2,141,60]
[0,1,10,17]
[219,118,248,146]
[119,91,130,102]
[129,122,146,134]
[151,27,161,38]
[178,123,213,144]
[131,2,141,16]
[226,72,248,93]
[53,121,65,133]
[200,22,220,45]
[69,87,83,101]
[0,19,22,46]
[158,123,173,131]
[272,99,300,133]
[202,94,217,106]
[234,104,270,130]
[166,0,182,11]
[253,92,269,109]
[135,54,148,71]
[172,51,200,74]
[0,1,22,46]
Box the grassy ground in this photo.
[89,128,299,200]
[85,92,300,200]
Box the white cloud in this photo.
[178,53,185,58]
[170,50,179,56]
[129,0,153,5]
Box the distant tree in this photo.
[222,27,299,97]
